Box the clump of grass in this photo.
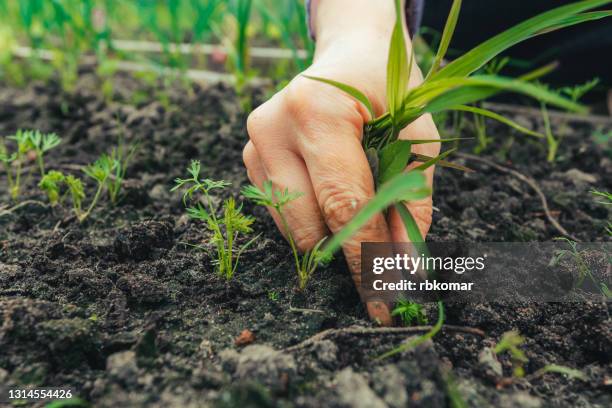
[173,160,258,280]
[242,180,329,290]
[494,330,528,377]
[391,299,428,326]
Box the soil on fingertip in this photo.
[0,71,610,407]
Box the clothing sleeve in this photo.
[306,0,424,39]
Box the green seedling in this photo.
[107,140,137,205]
[533,364,587,381]
[540,101,558,162]
[65,175,85,219]
[591,189,612,236]
[541,77,600,162]
[377,301,445,360]
[0,140,17,198]
[78,154,115,222]
[38,170,65,206]
[242,180,329,290]
[550,238,611,298]
[494,330,528,377]
[590,189,611,236]
[561,77,600,102]
[4,129,34,200]
[391,299,428,326]
[26,129,61,177]
[173,160,257,280]
[268,291,279,301]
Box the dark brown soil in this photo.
[0,72,611,407]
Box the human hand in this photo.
[243,0,440,325]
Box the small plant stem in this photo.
[0,200,48,218]
[203,190,231,279]
[3,162,14,196]
[12,158,23,200]
[277,206,303,288]
[36,154,45,177]
[79,180,105,222]
[541,103,557,162]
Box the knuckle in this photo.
[242,142,256,169]
[283,78,324,123]
[319,184,368,232]
[283,76,365,145]
[246,103,272,142]
[292,225,326,253]
[411,201,433,236]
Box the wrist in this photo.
[313,0,400,50]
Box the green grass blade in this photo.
[319,171,430,260]
[519,61,559,82]
[419,76,586,114]
[539,10,612,34]
[394,202,425,243]
[411,138,467,144]
[451,105,544,138]
[432,0,612,80]
[426,0,462,79]
[387,0,410,123]
[414,148,457,171]
[304,75,375,119]
[412,153,473,172]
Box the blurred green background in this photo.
[0,0,314,90]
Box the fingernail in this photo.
[367,301,392,326]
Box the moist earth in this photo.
[0,72,610,407]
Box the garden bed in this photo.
[0,73,611,407]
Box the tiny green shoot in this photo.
[391,299,428,326]
[242,180,329,290]
[550,238,611,298]
[26,130,61,177]
[533,364,587,381]
[0,140,17,199]
[107,140,137,205]
[6,129,34,200]
[39,170,65,206]
[494,330,528,377]
[590,189,612,236]
[65,175,85,219]
[376,301,445,360]
[173,160,257,280]
[79,154,115,222]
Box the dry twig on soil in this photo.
[284,324,485,353]
[456,153,579,241]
